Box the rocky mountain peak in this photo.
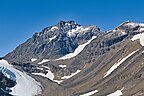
[108,21,144,36]
[4,21,100,64]
[56,20,80,29]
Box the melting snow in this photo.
[49,35,57,42]
[56,36,97,60]
[61,70,81,79]
[31,58,37,62]
[38,59,50,64]
[107,88,123,96]
[79,90,98,96]
[103,50,139,78]
[131,33,144,46]
[0,59,41,96]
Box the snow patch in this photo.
[38,59,50,64]
[107,88,123,96]
[59,65,66,68]
[79,90,98,96]
[56,36,97,60]
[49,35,57,42]
[0,59,42,96]
[67,26,90,37]
[125,22,144,27]
[32,69,63,84]
[61,70,81,79]
[67,26,82,36]
[82,27,90,31]
[125,22,139,28]
[121,31,126,35]
[31,58,37,62]
[32,70,54,81]
[131,33,144,46]
[42,65,50,70]
[51,26,58,30]
[103,50,139,78]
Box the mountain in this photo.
[1,20,144,96]
[5,20,100,64]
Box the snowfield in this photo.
[0,59,42,96]
[103,49,139,78]
[56,36,97,60]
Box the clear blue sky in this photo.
[0,0,144,57]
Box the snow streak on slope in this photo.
[38,59,50,64]
[56,36,97,60]
[103,49,139,78]
[0,59,42,96]
[131,33,144,46]
[107,88,123,96]
[61,70,81,79]
[79,90,98,96]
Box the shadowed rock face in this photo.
[3,21,144,96]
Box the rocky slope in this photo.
[1,20,144,96]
